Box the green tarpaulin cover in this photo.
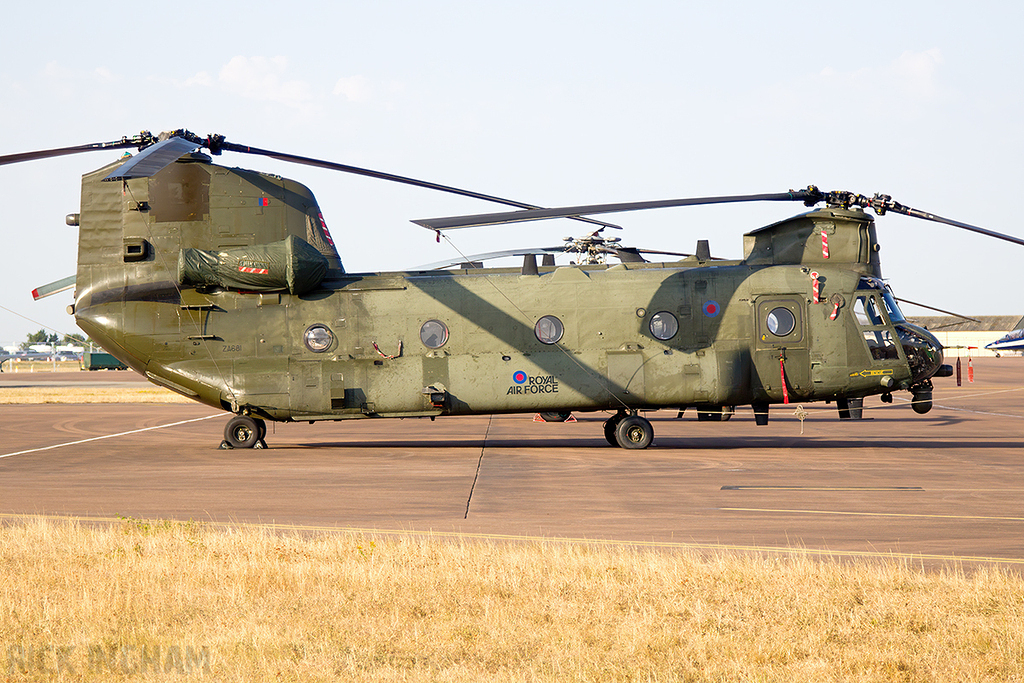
[178,235,328,295]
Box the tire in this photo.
[615,415,653,449]
[225,415,260,449]
[697,406,734,422]
[838,397,864,420]
[603,413,625,446]
[538,411,572,423]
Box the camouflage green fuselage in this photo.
[72,156,936,422]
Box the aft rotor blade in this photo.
[217,140,624,231]
[633,248,694,258]
[31,275,77,301]
[413,190,819,230]
[415,246,567,270]
[0,138,140,167]
[103,136,204,181]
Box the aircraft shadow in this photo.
[285,436,1008,452]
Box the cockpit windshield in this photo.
[881,288,906,323]
[857,277,906,324]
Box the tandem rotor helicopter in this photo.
[3,129,1023,449]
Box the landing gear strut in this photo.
[603,411,654,449]
[910,380,933,414]
[221,415,268,449]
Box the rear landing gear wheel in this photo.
[615,415,653,449]
[224,415,262,449]
[603,412,626,446]
[538,411,572,423]
[696,406,734,422]
[837,397,864,420]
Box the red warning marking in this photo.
[533,414,577,423]
[780,356,790,404]
[318,213,336,247]
[821,230,830,259]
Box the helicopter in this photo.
[4,129,1023,450]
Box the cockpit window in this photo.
[863,329,900,360]
[853,295,885,326]
[854,287,903,361]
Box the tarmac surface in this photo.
[1,357,1023,567]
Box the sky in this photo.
[1,0,1022,345]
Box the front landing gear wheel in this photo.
[603,412,626,446]
[615,415,653,449]
[224,415,264,449]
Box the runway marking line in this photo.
[723,507,1024,522]
[0,414,221,460]
[2,511,1023,566]
[722,486,923,491]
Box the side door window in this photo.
[757,298,803,346]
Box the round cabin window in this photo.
[649,311,679,340]
[304,324,334,352]
[534,315,564,345]
[419,320,449,349]
[766,307,796,337]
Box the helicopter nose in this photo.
[895,323,944,384]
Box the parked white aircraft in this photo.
[986,329,1024,353]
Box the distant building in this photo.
[908,315,1024,357]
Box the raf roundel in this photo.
[513,371,527,384]
[703,300,720,318]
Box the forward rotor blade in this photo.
[216,140,624,231]
[413,190,819,230]
[894,297,981,323]
[826,191,1024,247]
[0,138,140,167]
[893,206,1024,247]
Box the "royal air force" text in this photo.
[506,375,559,395]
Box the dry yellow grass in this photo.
[0,386,193,404]
[1,363,191,404]
[1,517,1022,681]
